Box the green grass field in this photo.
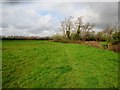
[2,40,118,88]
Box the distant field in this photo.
[2,40,118,88]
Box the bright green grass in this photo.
[2,40,118,88]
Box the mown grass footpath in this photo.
[2,40,118,88]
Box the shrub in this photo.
[108,44,120,53]
[51,34,64,42]
[111,31,120,45]
[70,32,82,40]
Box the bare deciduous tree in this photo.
[82,22,94,41]
[60,16,95,40]
[74,16,83,39]
[60,16,73,39]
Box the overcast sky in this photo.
[1,0,118,36]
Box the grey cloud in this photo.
[86,2,118,29]
[119,2,120,25]
[74,2,118,29]
[2,23,8,28]
[2,0,33,4]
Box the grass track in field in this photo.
[2,40,118,88]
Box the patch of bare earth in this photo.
[81,41,102,49]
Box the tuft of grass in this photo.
[2,40,118,88]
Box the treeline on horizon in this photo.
[1,36,52,40]
[1,16,120,45]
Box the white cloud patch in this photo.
[2,3,59,36]
[1,2,118,36]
